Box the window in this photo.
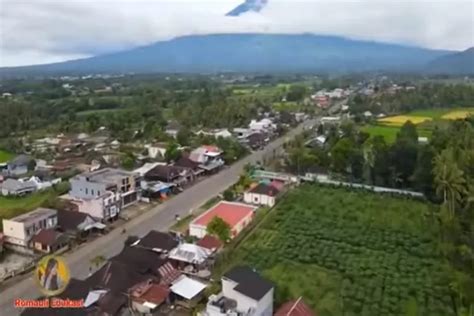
[91,189,95,196]
[85,188,89,195]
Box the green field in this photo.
[362,125,432,143]
[272,101,301,112]
[0,149,14,163]
[76,108,127,117]
[221,185,453,316]
[407,107,474,119]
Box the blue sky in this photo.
[0,0,473,66]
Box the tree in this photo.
[223,189,235,201]
[330,138,355,173]
[434,148,466,219]
[164,142,182,163]
[413,145,435,197]
[286,84,307,102]
[397,121,418,143]
[177,127,192,146]
[206,216,231,243]
[90,255,106,271]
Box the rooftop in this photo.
[30,229,65,246]
[129,281,170,307]
[275,298,316,316]
[223,266,273,301]
[168,243,212,264]
[192,201,256,228]
[136,230,179,253]
[248,182,280,196]
[9,207,57,224]
[196,235,222,251]
[78,168,136,184]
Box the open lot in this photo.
[222,185,454,316]
[0,150,14,163]
[0,190,58,230]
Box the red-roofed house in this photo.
[129,280,170,314]
[196,235,223,252]
[189,201,256,239]
[275,297,315,316]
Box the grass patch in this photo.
[0,190,58,231]
[76,108,127,117]
[272,101,300,112]
[0,149,14,163]
[362,125,432,143]
[218,185,453,316]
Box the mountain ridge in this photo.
[426,47,474,74]
[0,33,457,77]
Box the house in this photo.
[135,230,180,254]
[128,280,170,314]
[57,210,105,238]
[134,162,167,177]
[60,191,121,222]
[0,178,37,196]
[70,167,140,210]
[189,201,256,239]
[5,155,33,177]
[232,128,252,140]
[304,135,327,149]
[275,297,315,316]
[168,243,212,267]
[30,228,68,253]
[196,129,232,139]
[243,183,281,207]
[196,235,223,253]
[204,266,274,316]
[2,208,58,247]
[144,144,167,159]
[170,275,207,308]
[165,121,181,138]
[144,164,194,186]
[189,146,225,174]
[246,132,268,150]
[249,119,275,133]
[175,156,205,177]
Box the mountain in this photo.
[426,47,474,74]
[226,0,268,16]
[0,34,452,77]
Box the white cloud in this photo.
[0,0,472,66]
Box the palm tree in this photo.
[433,149,467,219]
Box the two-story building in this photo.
[204,266,274,316]
[68,168,140,220]
[2,208,58,247]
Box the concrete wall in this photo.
[243,192,275,207]
[70,177,107,199]
[189,224,207,239]
[2,220,27,246]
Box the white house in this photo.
[204,266,274,316]
[243,183,281,207]
[2,208,58,247]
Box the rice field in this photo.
[441,110,474,120]
[377,115,432,127]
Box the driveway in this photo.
[0,119,314,316]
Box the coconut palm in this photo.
[433,149,467,219]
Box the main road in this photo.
[0,119,316,316]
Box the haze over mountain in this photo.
[427,48,474,75]
[0,33,458,77]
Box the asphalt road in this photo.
[0,119,315,316]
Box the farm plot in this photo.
[227,185,454,316]
[377,115,431,126]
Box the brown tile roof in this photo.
[275,298,316,316]
[196,235,222,251]
[30,229,66,246]
[129,280,170,306]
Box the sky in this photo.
[0,0,473,67]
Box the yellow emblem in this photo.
[34,255,70,296]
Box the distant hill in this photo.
[426,47,474,74]
[0,34,452,77]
